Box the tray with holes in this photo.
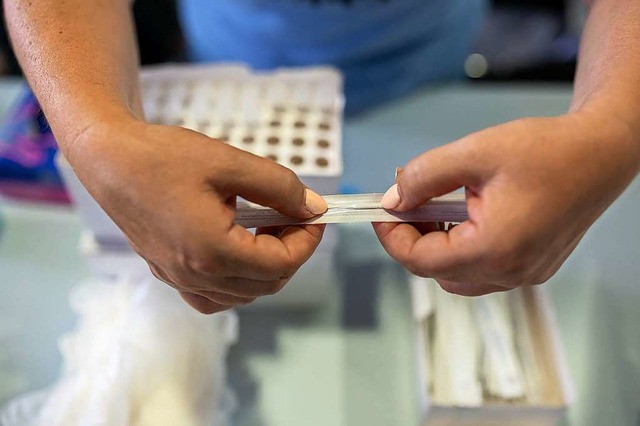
[141,63,344,195]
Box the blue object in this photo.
[339,184,362,195]
[179,0,487,114]
[0,86,69,204]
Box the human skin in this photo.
[375,0,640,295]
[4,0,328,314]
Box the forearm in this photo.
[4,0,142,157]
[571,0,640,171]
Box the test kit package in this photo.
[410,276,573,426]
[56,63,345,307]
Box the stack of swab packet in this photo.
[410,274,573,426]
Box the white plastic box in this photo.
[412,285,574,426]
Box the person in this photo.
[4,0,639,313]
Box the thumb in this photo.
[225,151,327,219]
[383,138,493,211]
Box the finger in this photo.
[147,260,176,287]
[223,152,327,218]
[149,257,287,297]
[196,291,256,306]
[391,138,495,211]
[181,275,289,298]
[409,221,441,235]
[373,221,481,281]
[436,279,510,297]
[221,223,325,281]
[179,291,231,315]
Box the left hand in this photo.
[373,110,639,296]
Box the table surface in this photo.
[1,79,639,426]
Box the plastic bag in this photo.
[1,274,237,426]
[0,86,70,204]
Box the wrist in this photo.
[61,105,142,166]
[570,98,640,175]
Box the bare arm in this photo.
[4,0,142,155]
[572,0,640,160]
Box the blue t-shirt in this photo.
[178,0,486,114]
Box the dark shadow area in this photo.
[226,308,322,426]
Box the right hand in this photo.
[67,119,327,314]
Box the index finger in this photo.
[372,221,482,282]
[223,223,325,281]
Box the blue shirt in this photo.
[178,0,486,114]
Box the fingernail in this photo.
[394,167,404,182]
[305,188,328,215]
[381,184,401,210]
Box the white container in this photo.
[412,285,574,426]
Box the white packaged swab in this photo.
[235,192,467,228]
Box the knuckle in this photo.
[184,252,222,276]
[237,297,257,306]
[277,169,304,209]
[264,280,287,296]
[530,276,547,286]
[147,263,174,286]
[502,250,535,284]
[528,268,553,286]
[282,168,302,193]
[277,258,300,278]
[437,280,462,295]
[403,161,421,183]
[404,258,430,278]
[148,266,166,284]
[198,304,228,315]
[483,238,529,281]
[400,163,421,195]
[185,296,226,315]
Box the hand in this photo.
[374,111,640,296]
[68,119,327,313]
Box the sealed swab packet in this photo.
[235,192,467,228]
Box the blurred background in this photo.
[0,0,586,81]
[4,2,640,426]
